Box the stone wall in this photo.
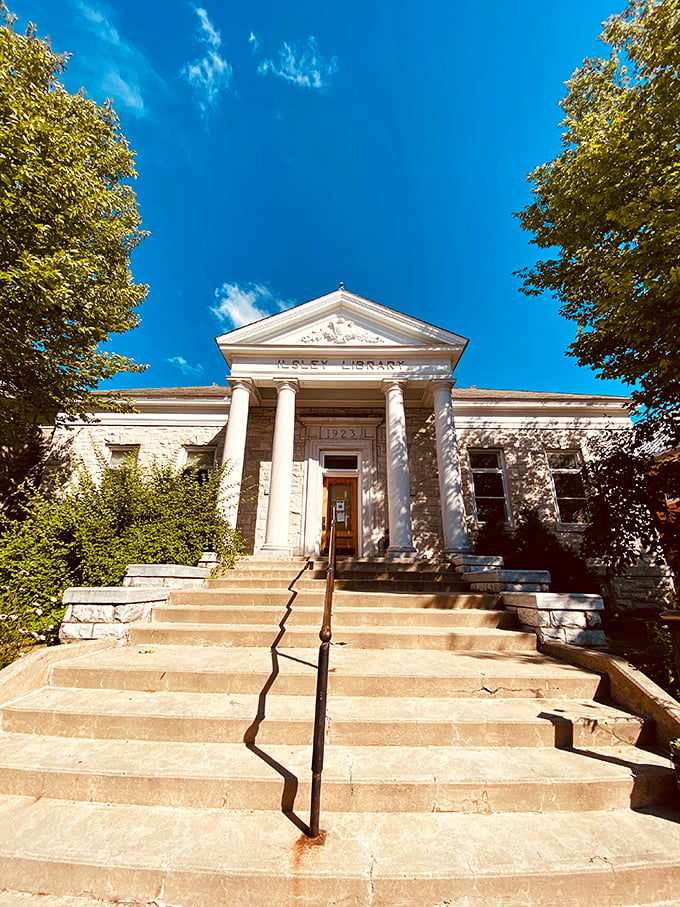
[455,423,606,545]
[49,422,227,484]
[406,409,444,557]
[598,559,675,613]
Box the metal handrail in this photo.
[308,507,337,837]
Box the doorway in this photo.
[322,476,358,555]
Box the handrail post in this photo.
[309,506,337,837]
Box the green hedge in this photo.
[0,461,243,668]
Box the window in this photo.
[324,454,358,471]
[547,450,587,524]
[108,445,139,467]
[183,447,216,485]
[468,450,511,524]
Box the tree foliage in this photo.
[0,459,243,668]
[582,412,680,577]
[516,0,680,415]
[0,11,147,451]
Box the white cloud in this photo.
[248,31,260,53]
[74,0,163,117]
[211,282,294,330]
[195,7,221,49]
[257,36,337,90]
[166,356,205,378]
[181,6,233,114]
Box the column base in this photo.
[386,546,418,559]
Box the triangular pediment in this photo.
[215,289,468,362]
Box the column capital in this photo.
[273,378,300,394]
[381,378,408,395]
[228,377,256,396]
[429,377,456,394]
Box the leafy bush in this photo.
[0,460,243,668]
[602,612,678,700]
[473,508,597,593]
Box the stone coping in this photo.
[63,587,169,604]
[502,592,604,611]
[542,640,680,749]
[462,569,551,583]
[124,564,210,579]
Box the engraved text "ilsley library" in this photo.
[276,359,406,371]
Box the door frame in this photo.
[300,418,383,557]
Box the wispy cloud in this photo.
[257,36,337,90]
[166,356,205,378]
[181,6,233,114]
[248,31,260,53]
[74,0,163,116]
[211,282,295,330]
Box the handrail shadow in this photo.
[242,562,314,835]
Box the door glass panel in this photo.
[328,482,353,531]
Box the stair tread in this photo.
[0,732,670,784]
[138,620,534,639]
[0,796,679,889]
[50,643,598,682]
[4,686,643,725]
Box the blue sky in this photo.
[11,0,631,396]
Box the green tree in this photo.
[0,10,147,455]
[582,412,680,579]
[516,0,680,416]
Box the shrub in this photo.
[0,460,243,668]
[473,508,597,593]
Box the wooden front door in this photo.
[322,477,358,555]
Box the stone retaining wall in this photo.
[59,563,210,642]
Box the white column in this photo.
[431,379,470,553]
[262,378,299,556]
[219,378,254,526]
[381,379,416,557]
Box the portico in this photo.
[215,288,471,559]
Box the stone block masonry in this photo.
[59,563,210,642]
[502,592,606,647]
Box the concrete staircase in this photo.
[0,556,679,905]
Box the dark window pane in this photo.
[469,451,500,470]
[109,446,139,467]
[186,448,216,470]
[473,473,504,497]
[548,452,579,469]
[476,499,507,523]
[558,499,587,523]
[554,473,585,497]
[325,455,358,470]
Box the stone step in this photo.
[301,577,471,593]
[173,588,501,610]
[205,576,308,590]
[207,575,472,594]
[0,797,679,905]
[50,646,604,700]
[2,689,651,748]
[128,621,537,652]
[0,734,671,812]
[152,604,517,629]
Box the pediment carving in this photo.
[300,316,385,345]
